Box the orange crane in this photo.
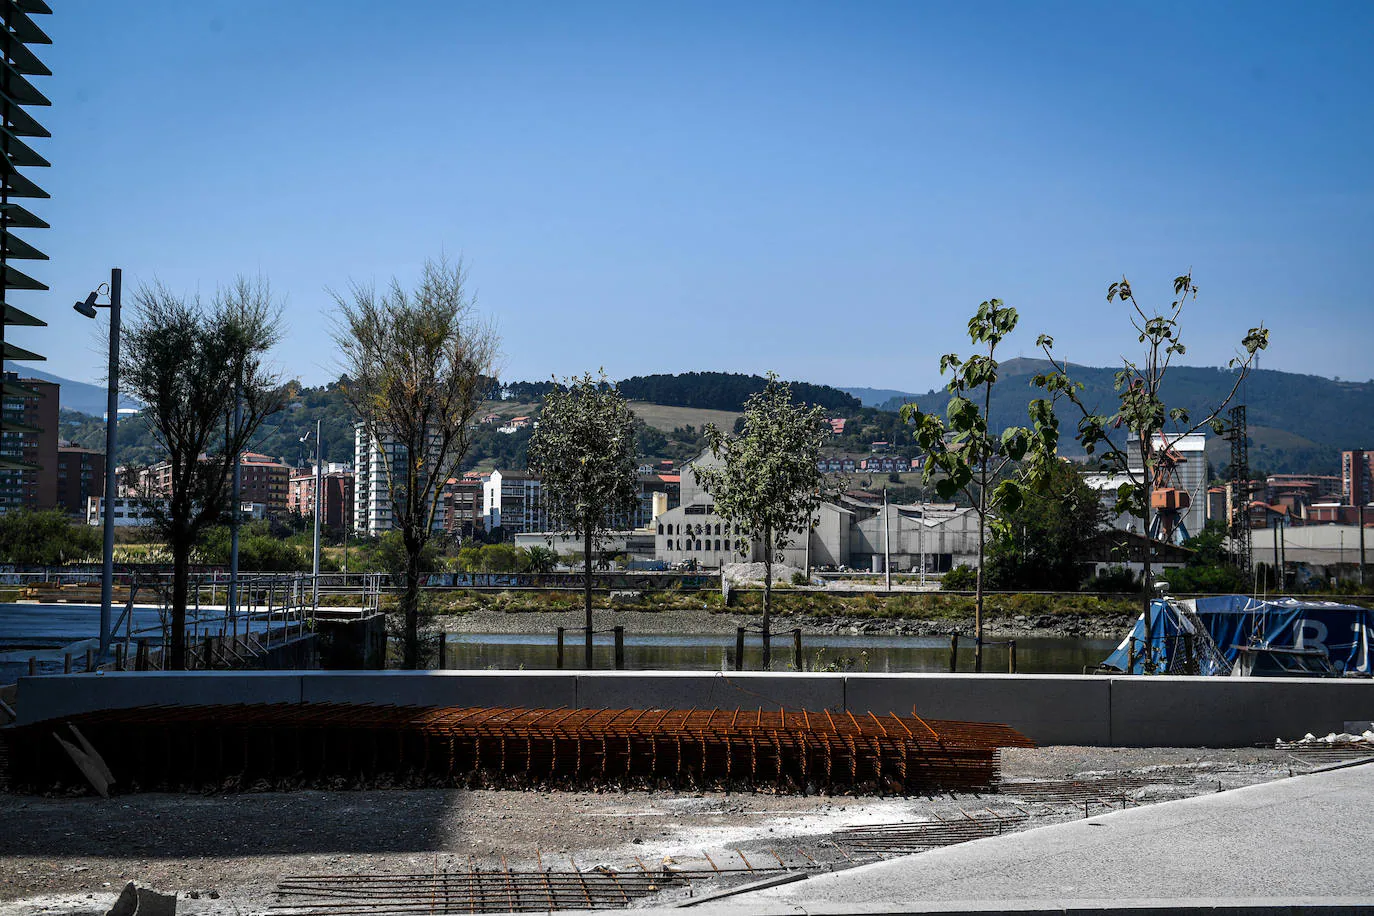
[1149,440,1192,544]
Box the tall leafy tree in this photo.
[900,299,1060,671]
[334,258,498,669]
[527,372,639,668]
[121,278,284,669]
[1034,272,1267,668]
[697,373,829,669]
[984,459,1105,591]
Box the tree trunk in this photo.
[584,525,594,669]
[974,507,985,674]
[762,526,772,670]
[169,538,190,670]
[1141,459,1154,674]
[402,537,422,670]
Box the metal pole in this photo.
[1360,504,1367,588]
[98,268,121,659]
[1272,518,1280,590]
[228,385,241,632]
[918,503,926,589]
[1269,519,1280,590]
[883,488,891,592]
[313,419,322,609]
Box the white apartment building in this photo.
[482,469,547,537]
[85,496,163,528]
[353,422,447,537]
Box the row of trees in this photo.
[119,253,1266,673]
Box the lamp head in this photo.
[73,291,99,319]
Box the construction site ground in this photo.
[0,745,1321,915]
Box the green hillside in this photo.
[882,359,1372,475]
[58,364,1370,478]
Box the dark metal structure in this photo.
[0,1,50,486]
[1225,404,1254,577]
[3,703,1033,795]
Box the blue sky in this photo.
[21,0,1374,393]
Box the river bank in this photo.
[428,600,1137,641]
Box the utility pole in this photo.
[228,386,241,636]
[883,487,891,591]
[312,419,322,608]
[1360,503,1367,588]
[74,269,121,660]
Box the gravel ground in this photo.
[0,746,1308,916]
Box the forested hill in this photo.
[882,359,1374,475]
[616,372,860,411]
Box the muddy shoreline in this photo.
[429,605,1136,641]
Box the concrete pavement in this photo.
[635,759,1374,914]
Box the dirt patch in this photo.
[0,746,1306,915]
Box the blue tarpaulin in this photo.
[1104,595,1373,676]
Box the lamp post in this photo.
[73,268,121,660]
[300,420,322,608]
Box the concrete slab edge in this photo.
[607,897,1374,916]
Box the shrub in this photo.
[1083,566,1140,593]
[940,564,977,591]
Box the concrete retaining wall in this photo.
[11,671,1373,747]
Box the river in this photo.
[429,632,1118,674]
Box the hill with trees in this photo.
[878,359,1372,475]
[55,362,1370,479]
[617,372,860,412]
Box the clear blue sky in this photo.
[23,0,1374,393]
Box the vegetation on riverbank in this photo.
[344,588,1143,621]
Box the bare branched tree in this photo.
[1035,272,1268,669]
[120,278,284,669]
[333,258,498,668]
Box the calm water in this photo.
[429,632,1118,674]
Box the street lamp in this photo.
[72,268,121,660]
[300,420,321,608]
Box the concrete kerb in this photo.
[298,670,578,710]
[573,671,846,714]
[12,670,305,725]
[844,674,1111,746]
[10,671,1374,748]
[1107,675,1374,748]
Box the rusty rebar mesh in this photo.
[4,703,1032,795]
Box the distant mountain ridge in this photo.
[49,360,1371,477]
[616,372,859,412]
[840,386,923,408]
[2,363,143,416]
[876,359,1372,475]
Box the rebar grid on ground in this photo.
[834,807,1031,852]
[270,853,798,915]
[4,703,1032,795]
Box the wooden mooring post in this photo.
[437,633,447,670]
[948,632,959,672]
[792,628,804,672]
[1008,639,1017,674]
[555,627,565,669]
[735,626,746,671]
[613,625,625,670]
